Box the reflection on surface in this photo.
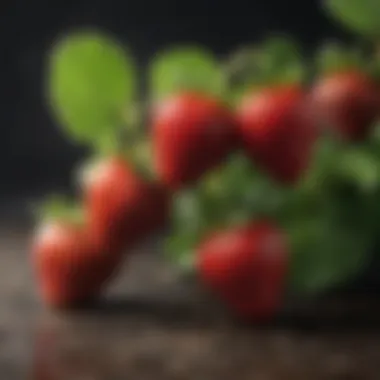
[31,295,380,380]
[32,318,114,380]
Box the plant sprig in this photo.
[47,30,138,156]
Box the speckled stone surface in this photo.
[1,200,380,380]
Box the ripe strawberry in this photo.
[310,70,379,141]
[152,92,238,190]
[32,217,119,309]
[236,85,318,185]
[196,221,288,322]
[82,156,170,254]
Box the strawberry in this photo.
[310,70,379,141]
[236,85,318,185]
[81,156,170,254]
[196,221,288,322]
[152,92,237,190]
[32,201,120,308]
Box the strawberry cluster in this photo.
[31,1,380,322]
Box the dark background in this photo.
[1,0,348,197]
[0,7,380,379]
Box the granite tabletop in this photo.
[1,199,380,380]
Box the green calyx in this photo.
[32,195,85,226]
[224,36,307,105]
[47,29,138,155]
[315,42,369,76]
[149,46,226,102]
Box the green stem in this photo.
[120,101,157,180]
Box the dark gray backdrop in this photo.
[1,0,346,196]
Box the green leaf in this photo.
[288,221,371,294]
[200,154,255,223]
[298,135,342,193]
[165,155,274,270]
[287,194,373,294]
[337,147,380,192]
[283,136,377,294]
[149,46,225,101]
[259,36,301,67]
[323,0,380,37]
[199,153,290,226]
[48,30,137,151]
[368,57,380,83]
[368,122,380,151]
[299,134,380,195]
[165,153,286,273]
[258,35,307,86]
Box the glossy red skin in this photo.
[197,222,288,322]
[152,92,238,190]
[84,157,170,254]
[311,71,379,141]
[236,86,318,185]
[32,222,119,308]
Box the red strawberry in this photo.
[236,85,318,185]
[197,221,288,322]
[82,156,170,254]
[152,92,237,190]
[310,70,379,141]
[32,219,119,309]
